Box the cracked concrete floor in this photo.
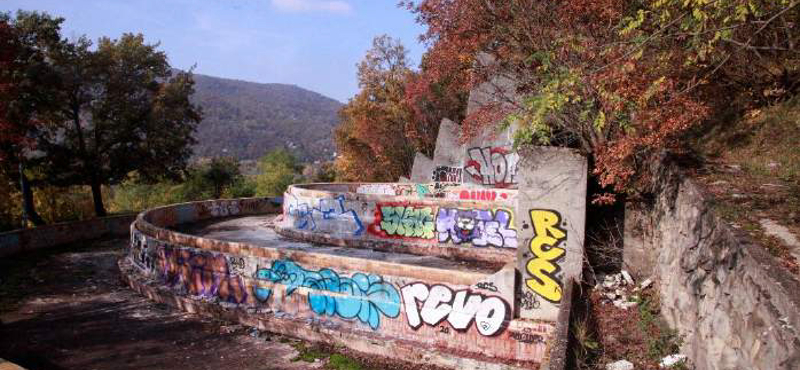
[0,238,322,370]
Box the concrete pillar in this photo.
[514,147,587,321]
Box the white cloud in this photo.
[271,0,352,14]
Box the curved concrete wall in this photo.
[0,214,135,258]
[279,183,519,265]
[125,197,564,370]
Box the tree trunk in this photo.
[19,162,45,227]
[90,177,107,217]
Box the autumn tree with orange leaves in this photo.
[335,33,471,181]
[402,0,800,202]
[334,35,415,182]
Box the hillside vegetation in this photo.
[190,72,342,162]
[695,96,800,272]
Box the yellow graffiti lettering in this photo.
[525,210,566,303]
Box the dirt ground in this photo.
[0,238,324,370]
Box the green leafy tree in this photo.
[200,157,242,199]
[226,176,256,198]
[110,180,183,213]
[111,158,255,213]
[0,11,64,226]
[255,148,301,196]
[34,32,201,216]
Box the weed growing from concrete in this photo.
[634,292,683,361]
[291,342,330,362]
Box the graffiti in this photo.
[369,204,436,240]
[356,184,416,197]
[161,246,248,304]
[519,291,541,310]
[510,329,544,344]
[458,189,510,201]
[253,260,401,330]
[287,194,364,236]
[525,210,567,303]
[393,185,415,197]
[401,283,508,336]
[464,147,519,188]
[228,256,245,276]
[432,182,460,199]
[431,166,463,183]
[356,184,397,196]
[474,281,499,292]
[415,184,431,198]
[209,200,241,217]
[130,232,155,272]
[413,183,460,199]
[436,208,517,248]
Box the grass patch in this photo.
[694,96,800,274]
[291,342,331,363]
[327,354,366,370]
[635,293,683,361]
[288,342,373,370]
[571,316,600,369]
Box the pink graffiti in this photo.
[459,190,510,201]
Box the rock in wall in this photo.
[624,158,800,370]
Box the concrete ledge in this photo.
[120,257,553,370]
[280,183,519,265]
[0,214,136,258]
[276,227,513,266]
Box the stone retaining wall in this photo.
[624,158,800,370]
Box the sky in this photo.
[1,0,428,102]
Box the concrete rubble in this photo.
[659,354,688,368]
[594,270,651,310]
[605,359,634,370]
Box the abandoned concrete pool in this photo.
[121,143,588,370]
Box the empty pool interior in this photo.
[173,215,500,274]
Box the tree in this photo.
[255,148,301,196]
[403,47,470,158]
[402,0,799,201]
[334,35,416,181]
[0,11,64,226]
[177,158,241,201]
[200,157,241,199]
[34,33,201,216]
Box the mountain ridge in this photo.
[186,70,343,162]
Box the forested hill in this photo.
[188,71,342,162]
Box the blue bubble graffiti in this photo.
[254,287,272,302]
[253,260,400,330]
[286,194,365,236]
